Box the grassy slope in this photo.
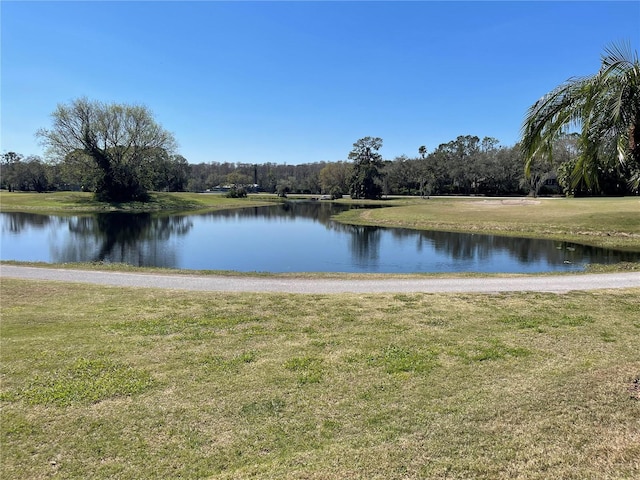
[1,279,639,479]
[335,196,640,250]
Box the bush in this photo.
[276,184,289,197]
[329,186,344,200]
[225,187,247,198]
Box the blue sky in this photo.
[2,1,639,165]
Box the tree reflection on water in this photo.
[2,203,639,272]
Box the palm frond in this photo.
[521,41,640,192]
[601,40,637,73]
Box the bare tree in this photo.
[37,98,177,201]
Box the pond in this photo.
[2,202,639,273]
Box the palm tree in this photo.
[521,42,640,192]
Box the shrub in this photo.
[226,187,247,198]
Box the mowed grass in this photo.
[2,279,639,479]
[0,191,278,213]
[335,196,640,250]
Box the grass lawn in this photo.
[1,278,639,479]
[335,196,640,250]
[0,191,279,213]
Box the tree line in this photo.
[1,131,635,199]
[2,42,638,200]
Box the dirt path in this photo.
[2,265,639,294]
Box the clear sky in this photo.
[2,1,639,165]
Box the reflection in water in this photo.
[2,203,639,273]
[2,212,53,233]
[349,226,382,265]
[391,228,637,267]
[2,212,192,267]
[203,200,350,224]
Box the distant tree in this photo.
[0,153,53,192]
[1,152,23,191]
[384,156,414,195]
[522,42,640,192]
[256,163,278,193]
[414,146,433,197]
[482,144,526,195]
[153,154,190,192]
[298,164,321,194]
[432,135,481,194]
[417,160,435,198]
[348,137,384,199]
[480,136,500,152]
[520,160,555,198]
[319,161,352,198]
[226,170,253,187]
[22,156,51,192]
[469,136,500,194]
[37,97,178,202]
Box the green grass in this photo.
[335,196,640,250]
[1,357,154,406]
[0,190,279,213]
[2,279,639,479]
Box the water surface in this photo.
[2,203,638,273]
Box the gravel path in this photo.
[2,265,639,294]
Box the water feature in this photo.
[2,202,638,273]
